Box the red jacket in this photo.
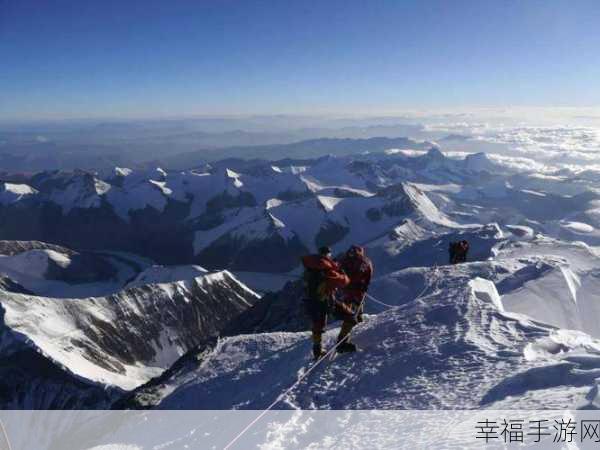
[338,246,373,303]
[302,254,350,298]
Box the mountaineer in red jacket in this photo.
[301,246,350,359]
[337,245,373,352]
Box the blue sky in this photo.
[1,0,599,120]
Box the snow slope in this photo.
[121,256,600,411]
[494,238,600,339]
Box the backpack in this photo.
[304,268,325,301]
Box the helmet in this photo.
[347,245,364,257]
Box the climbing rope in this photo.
[222,317,361,450]
[222,266,440,449]
[364,293,395,309]
[366,264,439,309]
[0,419,12,450]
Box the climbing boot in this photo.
[337,341,357,353]
[313,344,327,360]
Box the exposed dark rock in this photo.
[0,276,32,294]
[114,280,310,410]
[0,348,121,409]
[197,232,309,273]
[366,207,382,222]
[314,220,350,248]
[205,191,257,213]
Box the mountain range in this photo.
[3,142,600,447]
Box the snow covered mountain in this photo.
[0,181,38,204]
[0,268,259,409]
[0,148,563,272]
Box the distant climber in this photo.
[301,246,350,359]
[449,240,469,264]
[336,245,373,353]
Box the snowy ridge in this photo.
[120,240,600,411]
[125,265,208,289]
[118,263,556,409]
[0,240,75,257]
[0,270,259,408]
[46,173,111,214]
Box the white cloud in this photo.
[421,118,600,174]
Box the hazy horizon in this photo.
[3,106,600,126]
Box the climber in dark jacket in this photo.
[449,240,469,264]
[336,245,373,352]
